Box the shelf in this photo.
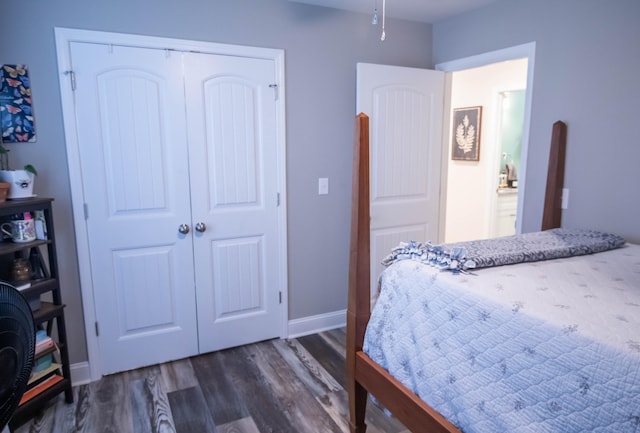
[9,377,72,428]
[18,278,58,299]
[27,363,62,387]
[0,239,51,255]
[33,301,66,324]
[0,197,55,214]
[4,197,73,431]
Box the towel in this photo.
[505,162,518,181]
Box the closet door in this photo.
[183,52,283,353]
[69,42,198,374]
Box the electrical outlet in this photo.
[561,188,569,209]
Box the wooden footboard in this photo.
[355,352,460,433]
[346,113,461,433]
[346,113,567,432]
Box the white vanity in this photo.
[493,188,518,237]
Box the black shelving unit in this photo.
[3,198,73,430]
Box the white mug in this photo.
[1,219,36,243]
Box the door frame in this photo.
[55,27,289,381]
[436,42,536,241]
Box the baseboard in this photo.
[287,309,346,339]
[70,361,92,386]
[69,311,347,385]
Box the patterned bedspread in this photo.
[382,228,626,272]
[364,244,640,432]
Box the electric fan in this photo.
[0,283,35,431]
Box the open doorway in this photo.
[444,59,528,242]
[436,43,535,243]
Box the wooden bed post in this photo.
[347,113,371,433]
[542,120,567,230]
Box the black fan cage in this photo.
[0,283,35,430]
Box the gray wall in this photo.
[433,0,640,242]
[0,0,432,363]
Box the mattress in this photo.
[363,244,640,432]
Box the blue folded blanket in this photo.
[382,228,626,273]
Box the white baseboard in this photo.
[287,309,346,339]
[70,361,92,386]
[70,311,347,385]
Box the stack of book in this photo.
[20,331,62,405]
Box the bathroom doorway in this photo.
[437,45,533,243]
[490,89,526,238]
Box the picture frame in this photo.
[451,106,481,161]
[0,64,36,143]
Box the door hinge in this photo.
[83,203,89,220]
[95,321,99,336]
[64,70,76,91]
[277,192,281,206]
[269,83,278,100]
[279,291,282,304]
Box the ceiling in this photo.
[288,0,498,23]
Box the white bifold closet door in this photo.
[69,42,282,374]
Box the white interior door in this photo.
[183,52,283,353]
[69,42,198,374]
[357,63,445,297]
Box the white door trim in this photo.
[436,42,536,238]
[54,27,288,381]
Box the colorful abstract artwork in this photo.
[0,64,36,143]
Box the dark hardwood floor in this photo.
[14,328,408,433]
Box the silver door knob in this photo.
[178,224,190,234]
[195,222,206,233]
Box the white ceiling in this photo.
[288,0,498,23]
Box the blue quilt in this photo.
[365,242,640,433]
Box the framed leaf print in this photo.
[451,106,481,161]
[0,64,36,143]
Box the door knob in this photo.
[195,222,207,233]
[178,224,190,234]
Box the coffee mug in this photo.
[1,219,36,243]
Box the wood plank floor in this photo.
[14,328,408,433]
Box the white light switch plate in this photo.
[318,177,329,195]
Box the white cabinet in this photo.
[493,189,518,237]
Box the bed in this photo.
[346,114,640,433]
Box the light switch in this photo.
[318,177,329,195]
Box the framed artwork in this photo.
[0,64,36,143]
[451,106,481,161]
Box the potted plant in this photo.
[0,140,37,200]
